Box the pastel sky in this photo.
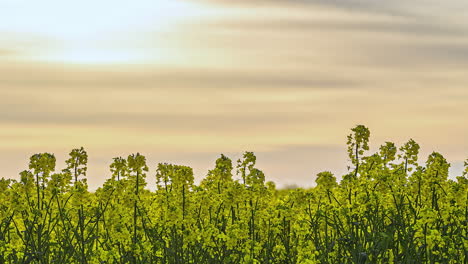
[1,0,467,189]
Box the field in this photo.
[0,125,467,263]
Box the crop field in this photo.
[0,125,467,263]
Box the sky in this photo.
[1,0,467,189]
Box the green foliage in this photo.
[110,156,128,181]
[29,152,56,185]
[463,159,468,177]
[379,141,397,166]
[315,171,337,191]
[128,153,148,191]
[347,125,370,176]
[64,147,88,183]
[0,127,467,263]
[398,139,420,173]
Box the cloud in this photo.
[197,0,434,19]
[207,18,467,39]
[0,109,329,131]
[0,48,18,57]
[0,63,359,91]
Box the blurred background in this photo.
[1,0,467,189]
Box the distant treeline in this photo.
[0,125,467,263]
